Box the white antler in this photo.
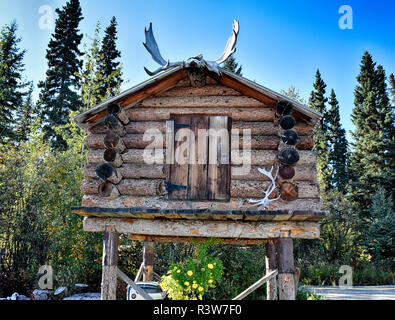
[248,166,280,209]
[143,20,240,76]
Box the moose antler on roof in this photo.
[143,19,239,76]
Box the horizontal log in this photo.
[87,134,125,152]
[157,84,242,97]
[117,179,162,196]
[232,165,317,181]
[126,108,275,122]
[232,122,277,135]
[84,163,165,179]
[83,217,320,239]
[128,234,269,245]
[135,95,267,109]
[232,135,279,150]
[230,180,320,199]
[81,195,322,212]
[121,149,165,164]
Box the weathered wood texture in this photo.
[83,217,320,239]
[276,238,296,300]
[81,195,323,212]
[101,225,119,300]
[265,241,278,300]
[233,269,278,300]
[143,242,154,282]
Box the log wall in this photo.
[82,75,320,212]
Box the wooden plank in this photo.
[135,95,267,109]
[169,115,191,199]
[126,107,275,122]
[276,238,296,300]
[188,116,209,200]
[232,269,278,300]
[208,116,230,201]
[265,241,278,300]
[143,242,154,282]
[101,225,119,300]
[157,84,242,97]
[117,268,153,300]
[83,217,320,239]
[128,234,269,245]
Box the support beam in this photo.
[101,225,119,300]
[265,240,278,300]
[143,242,155,281]
[276,238,296,300]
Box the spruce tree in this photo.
[349,51,394,217]
[37,0,83,150]
[327,89,348,193]
[309,69,331,192]
[0,21,28,143]
[222,56,242,75]
[98,16,122,99]
[15,82,36,142]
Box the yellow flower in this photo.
[184,281,190,286]
[198,286,204,292]
[192,283,198,289]
[187,270,193,276]
[208,263,214,269]
[208,279,213,284]
[177,269,181,273]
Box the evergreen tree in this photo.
[309,69,331,192]
[349,52,394,216]
[0,21,28,143]
[327,89,349,193]
[222,56,242,75]
[37,0,83,150]
[98,16,123,99]
[389,73,395,106]
[15,82,36,142]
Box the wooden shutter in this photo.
[207,116,231,201]
[168,115,230,201]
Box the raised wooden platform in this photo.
[72,206,326,222]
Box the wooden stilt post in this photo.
[265,240,278,300]
[101,225,119,300]
[143,242,154,281]
[276,237,296,300]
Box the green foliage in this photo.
[327,90,349,193]
[362,187,394,263]
[348,52,394,218]
[296,287,322,300]
[222,56,242,75]
[299,263,394,286]
[280,86,306,104]
[76,20,123,111]
[160,241,223,300]
[309,70,331,192]
[0,21,29,143]
[38,0,84,150]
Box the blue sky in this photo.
[1,0,394,140]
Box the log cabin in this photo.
[71,20,326,300]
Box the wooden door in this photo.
[167,115,230,201]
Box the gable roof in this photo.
[73,65,322,131]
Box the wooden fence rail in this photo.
[232,269,278,300]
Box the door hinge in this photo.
[174,123,192,129]
[165,180,188,194]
